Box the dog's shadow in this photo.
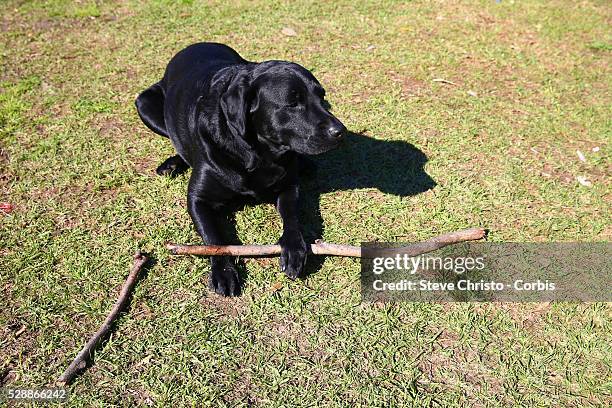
[298,131,436,277]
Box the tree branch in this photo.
[56,251,148,386]
[166,227,487,258]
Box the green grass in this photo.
[1,0,611,406]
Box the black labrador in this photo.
[136,42,346,296]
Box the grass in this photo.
[1,0,610,406]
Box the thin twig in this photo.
[56,251,148,386]
[166,227,487,258]
[432,78,458,86]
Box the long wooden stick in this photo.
[166,227,487,258]
[56,251,148,386]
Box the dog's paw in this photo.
[278,231,307,280]
[209,258,241,296]
[156,155,189,177]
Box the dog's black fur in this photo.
[136,43,346,296]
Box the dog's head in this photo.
[218,61,346,159]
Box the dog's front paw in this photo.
[209,258,241,296]
[278,231,307,279]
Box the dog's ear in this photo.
[217,69,260,171]
[220,71,249,140]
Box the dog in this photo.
[136,43,346,296]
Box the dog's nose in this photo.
[327,123,346,139]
